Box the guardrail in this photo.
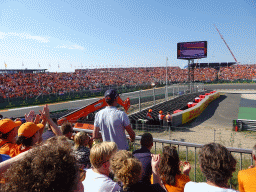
[73,127,253,183]
[233,119,256,131]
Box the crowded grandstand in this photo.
[0,64,255,100]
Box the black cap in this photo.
[104,89,119,100]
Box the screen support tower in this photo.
[188,59,194,93]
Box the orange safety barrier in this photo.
[74,123,94,130]
[173,109,183,114]
[187,102,193,108]
[194,97,200,103]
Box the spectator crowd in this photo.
[0,100,255,191]
[0,64,256,99]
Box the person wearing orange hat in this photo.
[146,109,154,125]
[0,119,22,156]
[158,110,164,127]
[146,109,153,119]
[10,122,44,157]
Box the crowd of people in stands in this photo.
[0,64,255,99]
[0,100,255,191]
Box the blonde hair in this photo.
[90,141,117,168]
[74,132,89,149]
[110,150,142,190]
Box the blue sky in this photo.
[0,0,255,72]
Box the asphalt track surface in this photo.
[186,93,241,128]
[0,83,255,119]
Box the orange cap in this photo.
[149,109,152,112]
[0,119,22,134]
[159,110,163,114]
[18,122,44,138]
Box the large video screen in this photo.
[177,41,207,60]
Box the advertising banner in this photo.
[182,92,220,124]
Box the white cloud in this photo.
[0,31,49,43]
[56,44,84,50]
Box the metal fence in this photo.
[73,128,253,186]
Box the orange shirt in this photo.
[0,139,17,156]
[238,167,256,192]
[9,145,31,157]
[151,174,190,192]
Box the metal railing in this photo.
[73,127,253,184]
[234,119,256,131]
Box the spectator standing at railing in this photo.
[10,122,44,157]
[238,144,256,192]
[184,143,237,192]
[0,119,22,156]
[74,131,91,169]
[60,122,75,146]
[133,133,153,186]
[82,141,120,192]
[154,146,191,192]
[93,89,135,150]
[41,105,62,141]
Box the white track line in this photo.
[8,105,39,111]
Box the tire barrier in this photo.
[128,91,208,128]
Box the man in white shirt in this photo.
[82,141,120,192]
[93,89,135,150]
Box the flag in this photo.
[22,62,24,67]
[38,63,40,67]
[58,64,60,68]
[4,62,7,69]
[70,64,72,68]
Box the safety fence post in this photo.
[153,88,156,105]
[139,90,141,112]
[166,86,168,101]
[173,87,174,97]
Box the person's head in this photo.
[199,143,236,186]
[167,112,170,115]
[74,131,89,149]
[148,109,152,113]
[140,133,153,149]
[104,89,119,106]
[2,136,80,192]
[16,122,44,147]
[0,119,22,143]
[60,122,73,139]
[159,110,163,114]
[90,141,117,175]
[111,150,142,190]
[159,146,181,186]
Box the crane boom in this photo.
[214,24,238,63]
